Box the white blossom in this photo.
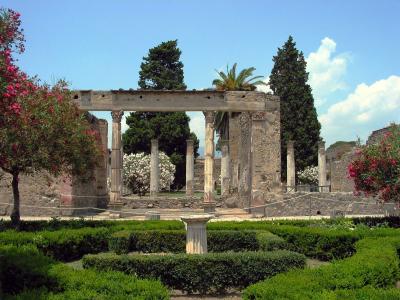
[122,152,175,195]
[297,165,318,185]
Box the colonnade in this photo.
[108,110,228,212]
[286,140,328,192]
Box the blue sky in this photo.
[3,0,400,151]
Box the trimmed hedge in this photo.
[108,230,260,254]
[266,225,359,260]
[243,237,400,299]
[0,227,110,261]
[256,232,288,251]
[82,250,306,294]
[0,244,169,299]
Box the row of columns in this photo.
[108,110,223,212]
[286,140,327,191]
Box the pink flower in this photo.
[9,102,21,114]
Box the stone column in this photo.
[186,139,194,196]
[318,141,327,192]
[96,119,109,208]
[228,113,240,194]
[150,139,159,197]
[203,111,215,212]
[287,140,296,191]
[220,140,230,197]
[181,215,213,254]
[238,112,252,208]
[110,110,124,207]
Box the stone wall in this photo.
[263,192,393,217]
[0,171,61,216]
[329,149,356,192]
[193,158,221,191]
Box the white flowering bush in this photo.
[123,152,175,196]
[297,165,318,185]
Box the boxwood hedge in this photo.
[83,250,306,294]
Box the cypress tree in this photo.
[269,36,321,182]
[123,40,199,189]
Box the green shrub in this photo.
[208,230,259,252]
[131,230,186,253]
[243,237,400,299]
[108,230,132,254]
[83,250,306,294]
[0,245,56,294]
[0,227,110,261]
[266,225,358,260]
[256,232,288,251]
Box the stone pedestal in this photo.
[186,139,194,197]
[181,215,213,254]
[318,141,327,192]
[145,211,161,220]
[203,111,215,212]
[150,139,160,197]
[110,110,124,205]
[220,140,230,197]
[287,140,296,191]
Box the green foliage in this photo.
[0,227,110,261]
[0,245,169,299]
[256,232,288,251]
[83,250,306,294]
[269,36,321,180]
[266,225,358,260]
[123,40,199,188]
[243,237,400,299]
[212,63,265,140]
[108,230,259,254]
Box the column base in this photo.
[203,202,216,213]
[108,201,123,211]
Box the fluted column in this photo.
[318,141,327,192]
[181,215,213,254]
[220,140,230,197]
[186,139,194,196]
[287,140,296,192]
[150,139,159,197]
[110,110,124,205]
[203,111,215,212]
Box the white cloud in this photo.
[306,37,350,106]
[188,112,205,147]
[256,76,272,93]
[320,75,400,145]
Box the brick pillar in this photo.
[220,140,230,197]
[287,140,296,191]
[110,110,124,208]
[318,141,327,192]
[186,139,194,196]
[150,139,159,197]
[203,111,215,213]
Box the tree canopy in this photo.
[269,36,321,181]
[123,40,199,189]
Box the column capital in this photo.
[318,140,326,149]
[111,110,124,122]
[186,139,194,146]
[203,111,216,124]
[151,138,159,145]
[287,140,295,148]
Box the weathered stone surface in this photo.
[181,215,213,254]
[110,110,124,204]
[238,112,252,208]
[330,149,356,192]
[203,111,215,210]
[318,141,327,191]
[73,90,268,112]
[150,139,160,197]
[193,158,221,192]
[286,140,295,189]
[185,140,194,196]
[228,113,240,193]
[220,140,230,197]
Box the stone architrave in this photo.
[181,215,213,254]
[186,140,194,196]
[318,141,327,192]
[110,110,124,207]
[220,140,230,197]
[150,139,160,197]
[287,140,296,191]
[203,111,216,212]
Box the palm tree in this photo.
[212,63,266,140]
